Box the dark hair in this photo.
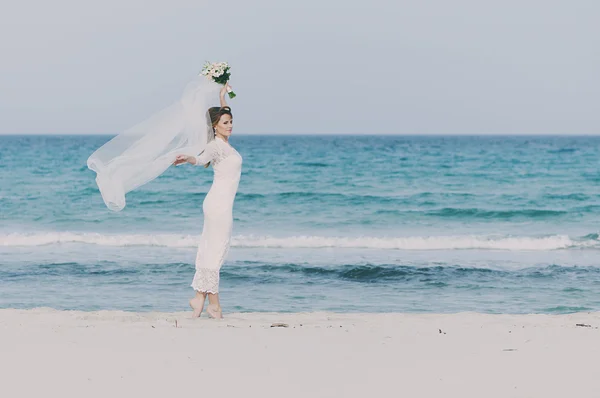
[208,106,233,129]
[204,106,233,168]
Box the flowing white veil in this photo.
[87,75,221,211]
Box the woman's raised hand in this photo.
[173,154,192,166]
[220,82,232,98]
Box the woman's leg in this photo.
[206,293,223,319]
[189,290,207,318]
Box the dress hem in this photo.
[190,282,219,294]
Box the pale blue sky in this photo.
[0,0,598,135]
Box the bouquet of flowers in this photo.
[200,61,236,98]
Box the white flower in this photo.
[199,61,230,79]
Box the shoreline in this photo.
[2,309,599,397]
[3,306,600,316]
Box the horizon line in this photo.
[1,132,600,137]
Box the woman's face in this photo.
[215,114,233,137]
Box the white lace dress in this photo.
[190,136,242,293]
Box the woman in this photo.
[173,83,242,319]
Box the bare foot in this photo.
[206,304,223,319]
[189,296,205,318]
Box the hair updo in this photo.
[203,106,233,168]
[208,106,233,132]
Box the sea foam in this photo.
[1,232,598,251]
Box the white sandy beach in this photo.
[1,309,599,397]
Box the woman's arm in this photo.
[173,141,217,166]
[193,140,218,166]
[219,82,232,107]
[193,150,211,166]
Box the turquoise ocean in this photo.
[1,134,599,313]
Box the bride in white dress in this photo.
[173,83,242,319]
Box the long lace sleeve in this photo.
[194,140,218,166]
